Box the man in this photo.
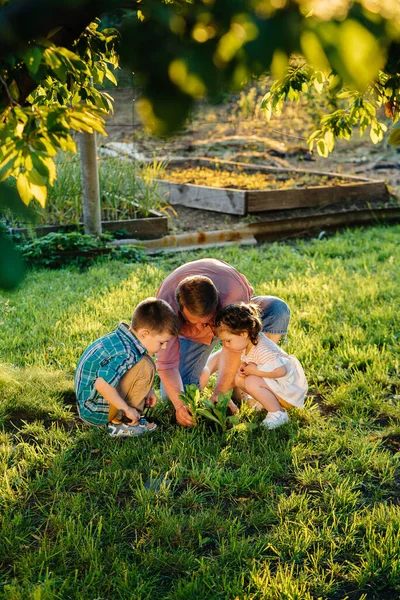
[156,258,290,427]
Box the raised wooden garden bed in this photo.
[110,203,400,254]
[156,157,388,216]
[9,212,168,240]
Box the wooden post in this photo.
[79,131,102,235]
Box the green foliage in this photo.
[16,231,145,269]
[261,61,395,157]
[0,228,400,597]
[196,392,240,434]
[0,223,25,289]
[0,19,119,209]
[179,384,202,421]
[1,0,400,198]
[179,384,244,433]
[4,153,168,227]
[0,0,400,291]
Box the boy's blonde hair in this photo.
[131,298,180,335]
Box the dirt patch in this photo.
[160,163,348,190]
[382,434,400,454]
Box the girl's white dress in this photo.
[241,333,307,407]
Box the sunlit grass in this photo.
[4,153,168,228]
[0,224,399,599]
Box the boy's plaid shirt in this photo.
[74,323,147,425]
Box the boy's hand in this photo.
[145,389,157,408]
[124,406,140,425]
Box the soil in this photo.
[103,85,400,235]
[159,163,348,190]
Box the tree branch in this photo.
[0,74,20,107]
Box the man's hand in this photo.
[145,389,157,408]
[210,391,219,404]
[124,406,140,424]
[175,404,194,427]
[209,392,238,414]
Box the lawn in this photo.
[0,225,399,600]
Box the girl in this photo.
[208,302,307,429]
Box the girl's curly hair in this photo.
[215,302,262,345]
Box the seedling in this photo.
[197,391,241,433]
[179,385,241,432]
[178,384,202,422]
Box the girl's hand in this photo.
[228,400,238,414]
[145,389,157,408]
[238,362,247,378]
[242,362,258,376]
[124,406,140,424]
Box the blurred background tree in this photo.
[1,0,399,288]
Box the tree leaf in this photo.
[24,46,43,74]
[32,154,56,184]
[16,172,34,205]
[26,169,47,207]
[317,139,328,158]
[105,67,117,85]
[388,123,400,146]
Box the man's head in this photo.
[175,276,219,326]
[131,297,180,354]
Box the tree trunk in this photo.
[80,132,102,236]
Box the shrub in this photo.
[16,231,145,269]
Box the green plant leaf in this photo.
[196,409,221,426]
[24,46,43,74]
[388,122,400,146]
[16,173,34,205]
[202,399,215,411]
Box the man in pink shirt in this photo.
[156,258,290,426]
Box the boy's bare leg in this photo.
[108,356,155,423]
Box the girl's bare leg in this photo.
[235,374,281,413]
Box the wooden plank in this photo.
[246,207,400,240]
[157,180,246,215]
[102,218,168,239]
[9,217,168,240]
[246,182,388,213]
[108,207,400,252]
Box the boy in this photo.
[74,297,180,437]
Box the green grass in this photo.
[4,153,167,228]
[0,225,399,600]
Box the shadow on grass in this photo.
[1,364,400,599]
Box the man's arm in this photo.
[210,348,242,409]
[158,367,194,427]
